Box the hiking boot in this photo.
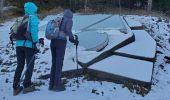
[52,84,66,92]
[13,86,23,96]
[23,85,36,94]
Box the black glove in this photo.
[33,42,40,54]
[69,37,79,46]
[39,38,44,46]
[74,39,79,46]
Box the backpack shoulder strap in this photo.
[23,15,32,46]
[27,15,30,32]
[59,17,64,31]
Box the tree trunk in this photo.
[0,0,4,18]
[119,0,121,15]
[84,0,87,13]
[147,0,152,14]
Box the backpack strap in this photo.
[23,15,30,46]
[59,17,63,31]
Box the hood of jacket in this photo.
[63,9,73,19]
[24,2,38,15]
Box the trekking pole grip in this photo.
[74,35,78,46]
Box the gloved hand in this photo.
[69,37,79,46]
[74,39,79,46]
[33,42,40,54]
[39,38,44,47]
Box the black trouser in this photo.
[50,39,66,88]
[13,47,35,89]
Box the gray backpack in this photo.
[45,17,63,40]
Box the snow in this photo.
[0,20,15,42]
[124,17,143,27]
[116,30,156,58]
[1,14,170,100]
[90,55,153,82]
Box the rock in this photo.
[165,56,170,60]
[157,43,163,48]
[164,56,170,63]
[96,92,100,95]
[4,49,9,55]
[1,69,10,72]
[156,17,162,23]
[42,47,49,54]
[156,50,163,54]
[160,64,164,70]
[5,78,9,83]
[33,81,45,87]
[0,59,3,64]
[101,91,104,96]
[40,61,48,65]
[10,69,15,72]
[33,69,37,72]
[157,35,164,40]
[155,38,160,42]
[165,60,170,64]
[168,38,170,44]
[45,68,50,70]
[9,54,16,58]
[165,19,169,23]
[113,87,116,90]
[37,70,41,73]
[39,74,50,80]
[100,81,102,86]
[167,24,170,29]
[91,88,97,94]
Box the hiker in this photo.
[13,2,40,96]
[49,9,79,91]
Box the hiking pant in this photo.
[50,39,66,88]
[13,47,35,89]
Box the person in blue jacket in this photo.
[13,2,39,96]
[49,9,79,91]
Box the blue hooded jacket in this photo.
[59,9,74,40]
[16,2,39,48]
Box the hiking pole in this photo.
[74,35,79,88]
[19,40,44,85]
[19,53,35,85]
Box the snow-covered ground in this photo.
[1,14,170,100]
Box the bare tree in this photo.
[0,0,4,18]
[147,0,152,13]
[119,0,122,15]
[84,0,87,13]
